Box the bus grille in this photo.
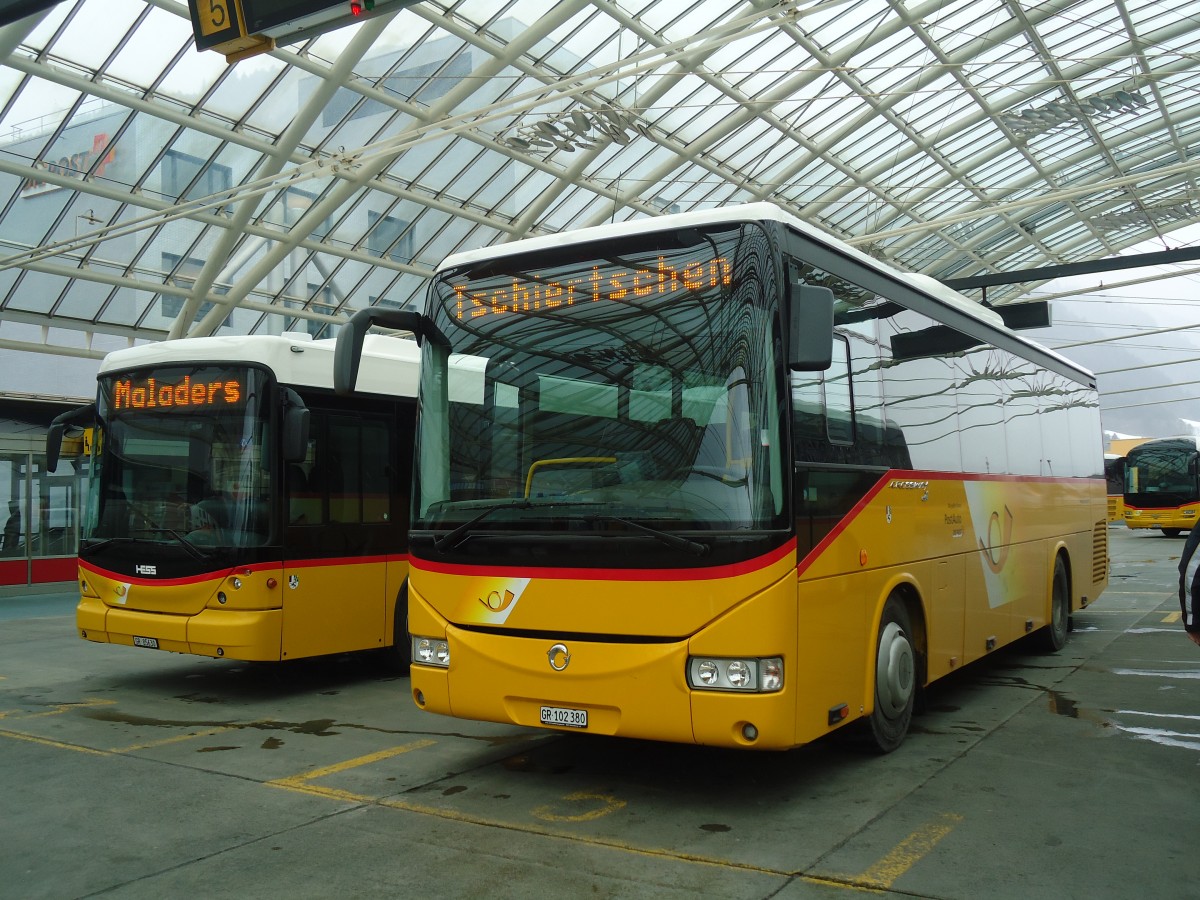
[1092,521,1108,584]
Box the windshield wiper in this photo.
[81,536,136,553]
[591,514,709,557]
[431,504,708,557]
[130,528,212,560]
[433,501,533,553]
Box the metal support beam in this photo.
[942,245,1200,290]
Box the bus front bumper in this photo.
[77,596,282,661]
[409,626,798,750]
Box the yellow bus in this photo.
[47,332,418,667]
[1122,437,1200,536]
[337,203,1108,751]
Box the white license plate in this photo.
[132,635,159,649]
[540,705,587,729]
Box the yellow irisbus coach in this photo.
[337,203,1108,752]
[48,332,418,666]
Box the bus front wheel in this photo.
[379,582,411,676]
[866,595,916,753]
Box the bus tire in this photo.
[1038,556,1069,653]
[381,582,411,676]
[866,594,916,753]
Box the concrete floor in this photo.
[2,526,1197,900]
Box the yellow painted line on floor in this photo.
[1162,612,1181,624]
[267,738,438,801]
[0,728,109,756]
[264,741,943,894]
[111,726,241,753]
[852,813,964,889]
[19,698,116,720]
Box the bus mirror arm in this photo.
[788,282,834,371]
[45,402,96,473]
[281,388,310,463]
[335,307,450,395]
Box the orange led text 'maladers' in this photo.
[452,255,732,320]
[113,375,242,410]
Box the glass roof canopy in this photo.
[0,0,1198,362]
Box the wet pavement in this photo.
[1,525,1197,899]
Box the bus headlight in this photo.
[687,656,783,692]
[412,636,450,668]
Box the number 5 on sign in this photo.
[199,0,230,34]
[188,0,248,51]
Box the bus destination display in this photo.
[450,255,733,321]
[111,373,244,411]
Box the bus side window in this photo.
[825,335,854,445]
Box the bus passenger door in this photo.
[281,411,394,659]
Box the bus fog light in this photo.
[413,635,450,668]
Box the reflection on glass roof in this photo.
[0,0,1198,362]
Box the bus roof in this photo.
[437,202,1005,321]
[434,203,1092,382]
[97,332,419,399]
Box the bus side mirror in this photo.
[46,403,95,473]
[282,389,310,463]
[334,307,449,395]
[1189,455,1199,477]
[788,282,834,371]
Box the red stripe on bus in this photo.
[79,554,408,587]
[414,539,796,582]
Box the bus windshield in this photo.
[86,365,273,549]
[415,221,785,535]
[1125,440,1199,504]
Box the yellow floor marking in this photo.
[18,698,116,720]
[532,789,627,823]
[1162,612,1182,624]
[111,726,241,753]
[266,738,438,800]
[0,698,115,721]
[852,813,963,889]
[0,728,109,756]
[263,742,944,894]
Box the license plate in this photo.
[540,705,587,729]
[132,635,159,649]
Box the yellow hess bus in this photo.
[47,332,418,667]
[1122,437,1200,536]
[336,203,1108,752]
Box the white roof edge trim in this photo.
[96,333,421,400]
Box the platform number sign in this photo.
[189,0,246,51]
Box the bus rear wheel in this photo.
[866,595,916,753]
[1037,556,1069,653]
